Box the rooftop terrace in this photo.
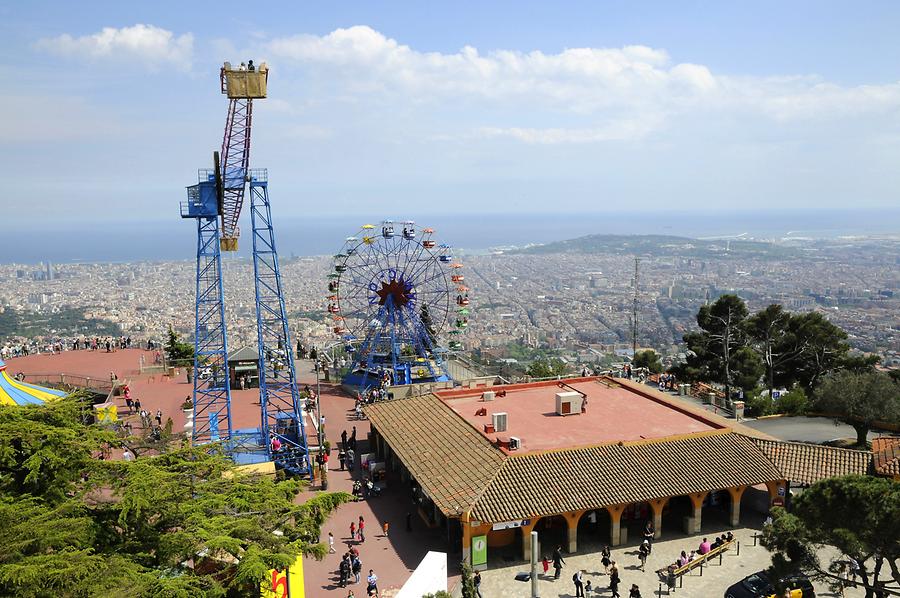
[438,377,723,453]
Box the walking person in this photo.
[601,545,611,574]
[609,561,621,598]
[155,409,162,427]
[629,584,642,598]
[351,555,362,584]
[366,569,378,596]
[552,545,565,580]
[473,570,483,598]
[573,569,585,597]
[382,521,389,537]
[350,521,356,542]
[643,521,654,553]
[638,539,650,571]
[339,554,350,588]
[358,516,365,542]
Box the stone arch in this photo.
[576,508,611,552]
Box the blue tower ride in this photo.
[181,168,232,444]
[249,171,311,476]
[180,62,311,478]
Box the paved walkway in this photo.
[474,527,865,598]
[296,361,456,596]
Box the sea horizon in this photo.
[5,207,900,264]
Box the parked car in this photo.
[725,570,815,598]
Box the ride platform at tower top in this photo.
[221,62,268,98]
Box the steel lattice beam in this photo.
[191,216,233,444]
[249,176,312,478]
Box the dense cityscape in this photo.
[3,234,898,371]
[3,4,900,597]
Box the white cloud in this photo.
[36,24,193,70]
[263,26,900,143]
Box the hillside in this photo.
[509,234,803,259]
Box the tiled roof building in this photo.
[365,378,878,564]
[752,438,872,485]
[872,437,900,479]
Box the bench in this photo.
[657,539,739,592]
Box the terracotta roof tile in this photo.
[872,437,900,477]
[752,439,871,485]
[364,394,505,516]
[472,431,782,522]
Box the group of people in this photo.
[0,335,135,359]
[659,531,735,588]
[656,372,678,391]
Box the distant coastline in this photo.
[4,208,900,264]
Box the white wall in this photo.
[396,551,447,598]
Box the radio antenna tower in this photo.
[632,257,640,357]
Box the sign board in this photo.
[777,486,786,497]
[471,535,487,567]
[260,555,304,598]
[492,519,531,531]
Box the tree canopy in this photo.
[762,475,900,598]
[0,396,349,597]
[814,370,900,446]
[527,357,568,378]
[165,326,195,365]
[683,295,762,398]
[632,349,663,374]
[679,298,872,415]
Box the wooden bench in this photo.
[657,539,739,591]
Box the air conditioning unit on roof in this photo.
[556,391,583,416]
[482,391,495,401]
[492,412,508,433]
[509,436,520,450]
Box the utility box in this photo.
[492,412,508,432]
[733,401,745,420]
[221,62,268,99]
[555,391,583,416]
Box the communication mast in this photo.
[632,257,640,357]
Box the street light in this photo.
[314,340,345,450]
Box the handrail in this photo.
[21,372,113,393]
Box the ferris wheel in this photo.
[327,220,470,389]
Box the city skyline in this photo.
[4,1,900,230]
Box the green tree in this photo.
[527,358,568,378]
[762,475,900,598]
[165,325,194,365]
[814,370,900,447]
[683,295,758,400]
[838,353,881,373]
[776,387,809,416]
[782,312,850,392]
[745,304,798,398]
[633,349,663,374]
[460,560,476,598]
[0,398,350,597]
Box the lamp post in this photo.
[314,340,344,451]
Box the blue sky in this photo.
[3,1,900,229]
